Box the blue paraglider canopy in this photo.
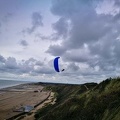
[54,57,65,72]
[54,57,60,72]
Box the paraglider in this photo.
[54,57,60,72]
[54,57,65,72]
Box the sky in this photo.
[0,0,120,84]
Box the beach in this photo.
[0,83,51,120]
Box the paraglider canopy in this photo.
[53,57,65,72]
[54,57,60,72]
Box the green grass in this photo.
[35,77,120,120]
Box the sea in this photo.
[0,79,30,89]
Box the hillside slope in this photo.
[35,78,120,120]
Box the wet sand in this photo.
[0,83,50,120]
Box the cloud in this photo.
[52,17,69,39]
[51,0,112,48]
[35,33,51,41]
[62,44,97,63]
[113,0,120,7]
[45,0,120,80]
[23,12,43,34]
[20,40,28,47]
[1,0,120,83]
[46,44,67,56]
[0,56,18,73]
[0,55,53,76]
[67,63,79,71]
[49,1,120,55]
[0,55,5,63]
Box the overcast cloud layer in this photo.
[0,0,120,84]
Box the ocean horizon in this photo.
[0,79,30,89]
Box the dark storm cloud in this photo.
[20,40,28,46]
[0,55,53,75]
[23,12,43,34]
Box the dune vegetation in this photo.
[35,77,120,120]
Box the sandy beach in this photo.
[0,83,50,120]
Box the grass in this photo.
[35,77,120,120]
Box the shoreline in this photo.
[0,80,31,90]
[0,82,50,120]
[0,82,31,90]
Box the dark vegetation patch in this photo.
[35,77,120,120]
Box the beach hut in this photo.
[24,105,34,112]
[13,105,34,112]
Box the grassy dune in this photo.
[35,77,120,120]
